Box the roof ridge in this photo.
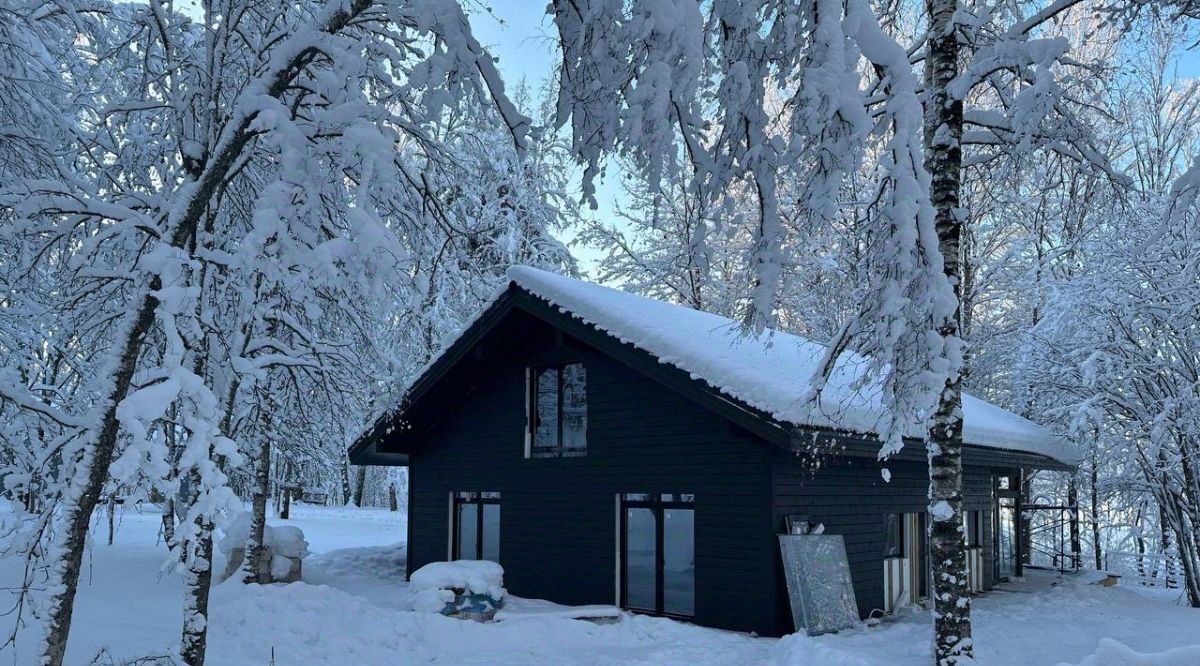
[505,265,1079,466]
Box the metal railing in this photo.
[1105,551,1185,588]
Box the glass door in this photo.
[453,491,501,561]
[996,497,1017,580]
[623,505,657,611]
[621,493,695,617]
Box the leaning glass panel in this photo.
[482,503,501,562]
[457,502,478,560]
[663,508,695,616]
[533,367,559,450]
[624,507,657,611]
[561,363,587,451]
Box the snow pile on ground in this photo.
[206,578,766,666]
[218,511,309,559]
[208,581,414,665]
[307,543,408,581]
[410,560,506,596]
[409,559,506,612]
[1062,638,1200,666]
[5,503,1200,665]
[769,632,882,666]
[505,266,1078,465]
[493,596,620,622]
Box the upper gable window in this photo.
[527,363,587,457]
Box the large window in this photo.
[453,492,500,562]
[528,363,587,457]
[621,493,695,617]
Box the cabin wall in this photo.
[392,300,1044,638]
[771,450,1015,635]
[406,311,778,635]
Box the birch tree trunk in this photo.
[180,207,218,666]
[180,468,215,666]
[353,465,367,507]
[33,3,392,662]
[1163,497,1200,607]
[162,404,178,552]
[241,420,273,584]
[1160,503,1177,588]
[107,494,116,546]
[1067,477,1081,569]
[924,0,974,660]
[1135,509,1147,581]
[280,460,293,520]
[1091,452,1102,570]
[40,290,160,666]
[341,459,352,506]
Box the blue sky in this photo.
[467,5,621,276]
[172,2,1200,277]
[468,4,557,90]
[467,8,1200,278]
[1176,48,1200,78]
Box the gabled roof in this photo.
[352,266,1079,468]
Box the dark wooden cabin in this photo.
[350,267,1077,637]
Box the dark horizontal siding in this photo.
[407,311,777,635]
[770,450,1011,635]
[396,299,1049,639]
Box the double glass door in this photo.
[453,491,500,562]
[621,493,695,617]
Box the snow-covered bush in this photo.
[409,560,506,619]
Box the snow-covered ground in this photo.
[1,503,1198,665]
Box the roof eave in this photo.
[786,423,1076,471]
[346,285,523,463]
[349,278,1076,472]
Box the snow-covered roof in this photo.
[506,266,1079,466]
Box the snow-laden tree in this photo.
[552,0,1120,659]
[5,2,1200,665]
[0,0,539,663]
[1016,16,1200,605]
[1033,188,1200,606]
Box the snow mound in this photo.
[506,266,1079,466]
[1060,639,1200,666]
[409,560,505,613]
[208,581,415,665]
[218,511,309,559]
[409,560,505,598]
[770,632,882,666]
[307,543,407,580]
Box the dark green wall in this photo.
[398,302,1033,638]
[406,310,778,635]
[771,450,1009,635]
